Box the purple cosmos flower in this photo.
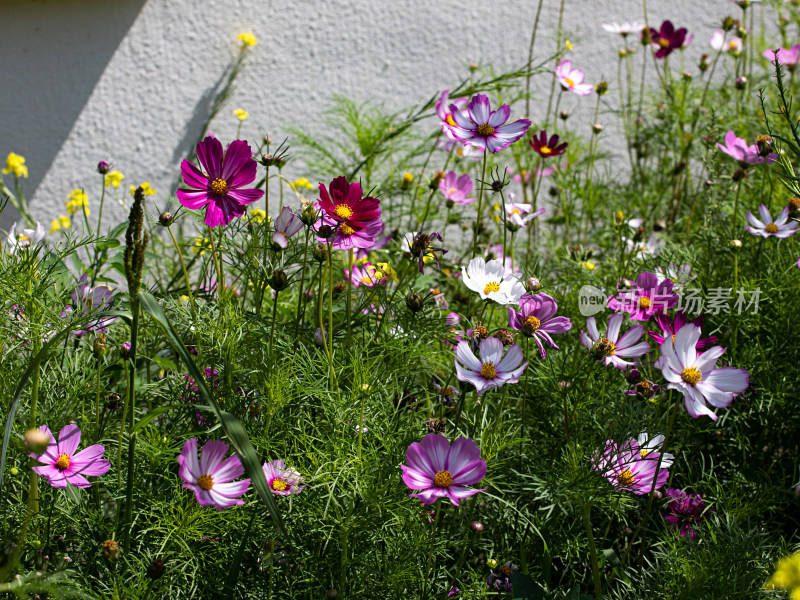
[29,424,110,489]
[530,129,568,158]
[404,232,447,273]
[658,325,749,421]
[554,60,594,96]
[454,337,527,396]
[507,293,572,359]
[64,273,117,336]
[624,378,662,400]
[648,311,718,352]
[436,90,468,141]
[446,94,531,154]
[315,176,382,250]
[746,204,798,238]
[663,488,710,539]
[649,20,690,58]
[400,434,487,506]
[177,136,264,228]
[592,438,669,495]
[439,171,476,206]
[580,314,650,370]
[262,459,305,495]
[606,272,678,321]
[716,130,777,165]
[764,45,800,67]
[178,438,251,511]
[272,206,304,249]
[487,562,519,593]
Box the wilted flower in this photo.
[178,438,251,510]
[405,232,447,273]
[64,274,117,336]
[454,337,527,396]
[487,561,519,593]
[29,424,110,489]
[272,206,304,249]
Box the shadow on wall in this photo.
[0,0,148,230]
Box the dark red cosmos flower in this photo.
[529,130,568,158]
[649,20,690,59]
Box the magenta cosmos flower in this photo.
[262,459,305,495]
[764,45,800,67]
[454,337,527,396]
[658,325,749,421]
[716,130,777,165]
[663,488,710,539]
[530,130,568,158]
[29,424,110,489]
[178,438,251,510]
[607,272,678,321]
[580,313,650,369]
[272,206,304,249]
[507,293,572,358]
[592,438,669,495]
[746,204,798,238]
[316,176,382,250]
[439,171,476,206]
[648,310,718,352]
[446,94,531,154]
[649,20,690,58]
[436,90,468,141]
[177,136,264,228]
[554,60,594,96]
[401,434,486,506]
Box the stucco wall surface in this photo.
[0,0,766,230]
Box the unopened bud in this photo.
[592,123,603,134]
[558,380,571,390]
[406,292,424,313]
[732,167,747,182]
[722,16,735,31]
[640,27,651,45]
[559,110,570,121]
[525,277,541,293]
[300,204,317,226]
[97,160,110,174]
[730,239,742,249]
[314,328,326,347]
[615,210,625,225]
[120,342,132,360]
[682,71,692,81]
[401,172,413,189]
[317,224,334,239]
[24,428,51,455]
[312,242,329,263]
[626,368,642,384]
[595,81,609,95]
[147,559,165,580]
[158,212,174,227]
[269,269,289,292]
[429,170,445,190]
[735,76,747,90]
[470,521,485,532]
[93,333,107,358]
[699,53,710,72]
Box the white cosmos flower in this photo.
[635,432,674,468]
[461,257,525,305]
[7,221,47,255]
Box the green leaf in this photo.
[511,571,547,600]
[130,404,181,434]
[137,291,289,539]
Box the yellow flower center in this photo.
[55,453,70,471]
[523,315,541,334]
[640,450,651,458]
[540,146,552,155]
[434,470,453,488]
[481,362,497,379]
[446,114,457,127]
[564,77,574,88]
[334,204,354,220]
[197,474,214,490]
[360,276,373,284]
[728,41,738,50]
[658,38,670,48]
[477,123,495,136]
[681,367,702,385]
[671,334,676,344]
[619,469,635,486]
[511,208,521,215]
[484,282,501,294]
[765,223,779,233]
[271,479,288,491]
[340,223,355,236]
[448,187,457,195]
[639,297,651,309]
[210,178,228,195]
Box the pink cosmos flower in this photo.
[435,90,469,141]
[178,438,251,510]
[716,130,777,165]
[272,206,304,249]
[763,45,800,67]
[439,171,476,206]
[507,293,572,359]
[606,272,678,321]
[446,94,531,154]
[745,204,798,238]
[262,459,305,495]
[554,60,594,96]
[401,434,486,506]
[454,337,527,396]
[316,176,382,250]
[580,313,650,370]
[658,325,749,421]
[345,262,387,287]
[29,424,110,489]
[177,136,264,228]
[710,30,743,55]
[504,197,545,228]
[648,311,718,352]
[592,438,669,495]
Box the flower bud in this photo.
[97,160,110,174]
[314,328,326,347]
[730,239,742,249]
[626,368,642,384]
[429,170,445,190]
[595,81,609,96]
[312,242,329,263]
[469,62,479,72]
[682,71,692,81]
[24,428,51,454]
[101,540,120,561]
[699,53,710,72]
[327,590,339,599]
[559,110,570,121]
[491,179,504,192]
[300,204,317,226]
[525,277,541,293]
[592,123,603,135]
[120,342,132,360]
[93,333,107,358]
[640,27,651,45]
[401,172,413,189]
[722,15,735,31]
[789,197,800,215]
[619,48,628,59]
[470,521,485,532]
[406,292,424,313]
[317,224,334,239]
[158,212,174,227]
[269,269,289,292]
[9,466,19,476]
[147,559,165,580]
[735,76,747,90]
[653,490,663,500]
[493,329,515,346]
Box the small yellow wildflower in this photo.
[765,553,800,599]
[238,32,257,47]
[191,237,212,256]
[289,177,315,191]
[402,172,413,185]
[565,40,574,50]
[49,215,71,234]
[129,182,156,197]
[487,558,498,568]
[104,170,125,189]
[232,108,249,121]
[376,262,398,283]
[360,384,371,391]
[249,208,267,223]
[580,260,596,271]
[66,189,89,216]
[3,153,28,178]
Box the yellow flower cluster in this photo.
[191,237,212,256]
[129,182,157,197]
[66,189,89,216]
[232,108,249,121]
[3,153,28,178]
[249,208,267,223]
[374,262,398,283]
[238,32,257,47]
[49,215,71,234]
[289,177,315,191]
[765,553,800,599]
[104,170,125,189]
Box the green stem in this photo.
[94,356,102,442]
[346,248,353,348]
[269,290,279,371]
[123,297,140,549]
[582,501,602,599]
[422,501,442,597]
[207,225,224,302]
[293,228,311,344]
[471,151,488,259]
[168,225,198,323]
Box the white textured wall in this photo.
[0,0,763,231]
